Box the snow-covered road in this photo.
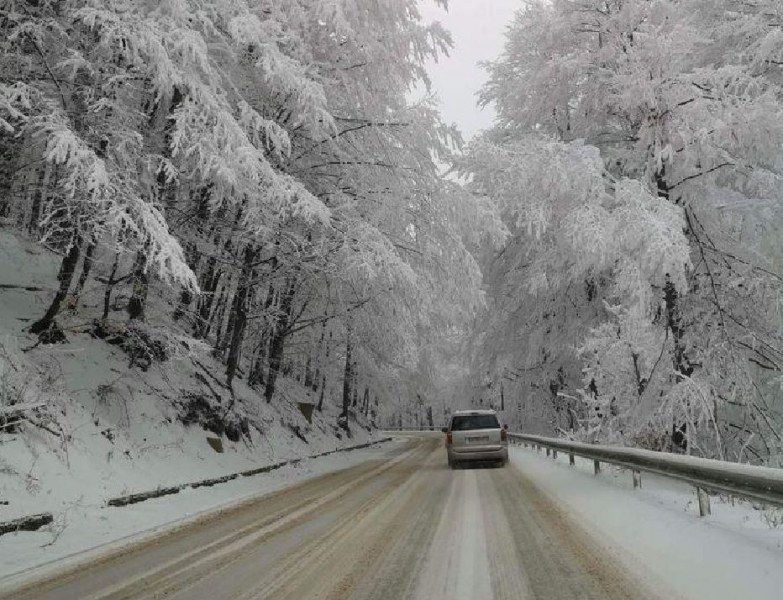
[0,437,650,600]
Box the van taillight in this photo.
[500,429,507,442]
[446,432,452,445]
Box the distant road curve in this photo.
[1,437,654,600]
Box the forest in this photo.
[2,0,783,465]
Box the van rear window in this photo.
[450,414,499,431]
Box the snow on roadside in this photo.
[0,439,401,582]
[0,228,388,580]
[510,445,783,600]
[414,470,493,600]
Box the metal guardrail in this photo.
[385,428,783,516]
[508,433,783,516]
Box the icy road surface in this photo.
[2,438,653,600]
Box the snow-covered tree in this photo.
[1,0,485,436]
[467,0,783,462]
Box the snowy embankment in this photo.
[0,441,397,583]
[0,230,385,578]
[511,445,783,600]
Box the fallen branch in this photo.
[0,513,53,537]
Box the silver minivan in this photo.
[442,409,508,468]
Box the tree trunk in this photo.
[29,239,81,335]
[248,342,266,386]
[208,282,229,345]
[304,356,313,389]
[341,323,352,423]
[248,281,276,386]
[173,242,198,322]
[127,250,149,321]
[0,138,19,218]
[664,277,692,379]
[72,241,96,304]
[101,253,120,321]
[197,233,236,340]
[195,255,219,338]
[312,317,328,392]
[362,387,370,417]
[263,276,297,402]
[27,164,55,235]
[317,374,326,412]
[215,275,237,359]
[173,287,193,322]
[655,164,670,201]
[316,328,331,412]
[225,246,256,388]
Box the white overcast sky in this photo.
[417,0,520,140]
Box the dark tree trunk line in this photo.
[304,355,313,389]
[248,278,279,386]
[127,249,149,321]
[216,274,238,359]
[72,241,96,304]
[248,340,267,387]
[341,319,353,425]
[195,254,220,338]
[664,277,693,379]
[263,275,298,402]
[27,163,55,234]
[122,85,183,324]
[225,245,257,388]
[362,387,370,417]
[173,242,199,322]
[317,374,327,412]
[207,280,231,345]
[29,238,81,335]
[195,235,239,341]
[101,252,121,321]
[317,329,331,412]
[658,161,694,452]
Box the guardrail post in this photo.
[593,459,601,475]
[632,470,642,489]
[536,444,541,453]
[697,487,711,517]
[552,449,558,459]
[545,447,551,457]
[569,453,575,466]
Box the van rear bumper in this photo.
[448,445,508,462]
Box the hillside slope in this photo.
[0,230,379,527]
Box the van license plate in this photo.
[467,436,488,443]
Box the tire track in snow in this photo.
[413,469,493,600]
[493,462,652,599]
[479,469,534,599]
[3,441,420,600]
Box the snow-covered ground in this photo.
[0,440,397,584]
[511,444,783,600]
[0,229,384,579]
